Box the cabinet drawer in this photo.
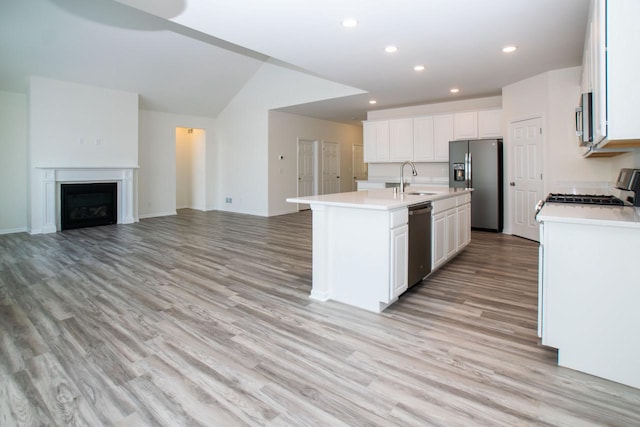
[432,197,456,214]
[456,194,471,206]
[390,208,408,228]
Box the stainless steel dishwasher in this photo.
[408,202,432,287]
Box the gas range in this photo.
[545,193,625,206]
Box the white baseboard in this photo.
[138,211,177,219]
[268,208,299,217]
[0,227,28,235]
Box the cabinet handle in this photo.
[509,182,515,186]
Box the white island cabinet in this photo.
[537,203,640,389]
[432,193,471,270]
[287,187,472,313]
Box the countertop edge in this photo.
[287,187,472,211]
[537,204,640,228]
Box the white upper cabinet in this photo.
[363,120,390,162]
[453,112,478,140]
[588,0,640,148]
[389,118,414,161]
[364,109,500,164]
[413,116,435,162]
[433,114,453,161]
[413,114,453,162]
[478,110,502,138]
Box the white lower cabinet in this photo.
[445,209,457,259]
[456,203,471,251]
[432,212,447,269]
[432,195,471,271]
[538,215,640,389]
[390,224,409,300]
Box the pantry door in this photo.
[510,117,543,241]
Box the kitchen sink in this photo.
[406,191,437,196]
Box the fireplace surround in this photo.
[36,167,136,233]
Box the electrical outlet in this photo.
[225,197,232,203]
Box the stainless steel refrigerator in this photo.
[449,139,503,231]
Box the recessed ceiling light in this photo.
[450,88,460,94]
[385,45,398,53]
[502,45,518,53]
[369,100,377,104]
[341,18,358,28]
[414,65,425,72]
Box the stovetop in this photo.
[545,193,625,206]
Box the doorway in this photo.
[176,127,206,211]
[509,117,543,241]
[296,139,342,211]
[352,144,367,191]
[322,141,341,195]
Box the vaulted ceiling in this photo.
[0,0,589,124]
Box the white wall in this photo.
[268,110,363,215]
[503,67,618,193]
[0,91,28,234]
[501,66,639,233]
[216,61,365,216]
[29,77,138,167]
[28,77,139,233]
[138,110,216,218]
[175,127,206,210]
[546,67,616,191]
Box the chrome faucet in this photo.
[400,161,417,193]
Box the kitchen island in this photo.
[537,203,640,389]
[287,187,472,313]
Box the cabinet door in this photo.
[464,203,471,245]
[376,121,390,162]
[453,111,478,140]
[478,110,502,138]
[433,114,453,161]
[363,121,377,163]
[413,116,435,162]
[591,0,606,144]
[446,209,457,259]
[390,224,409,300]
[457,203,470,250]
[432,212,447,270]
[389,118,414,161]
[363,120,390,162]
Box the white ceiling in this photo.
[0,0,589,124]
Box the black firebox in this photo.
[61,183,117,230]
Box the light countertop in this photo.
[537,203,640,228]
[287,186,472,210]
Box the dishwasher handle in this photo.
[409,205,432,216]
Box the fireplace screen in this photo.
[61,182,117,230]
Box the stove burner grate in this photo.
[546,193,625,206]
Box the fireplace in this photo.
[35,167,136,234]
[61,183,117,230]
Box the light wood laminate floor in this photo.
[1,209,639,426]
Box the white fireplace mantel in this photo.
[36,166,138,234]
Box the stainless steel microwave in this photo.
[575,92,593,146]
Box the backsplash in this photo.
[367,162,449,184]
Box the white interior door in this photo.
[297,139,315,210]
[322,141,340,195]
[352,144,367,190]
[510,117,543,241]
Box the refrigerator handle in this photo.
[467,152,472,188]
